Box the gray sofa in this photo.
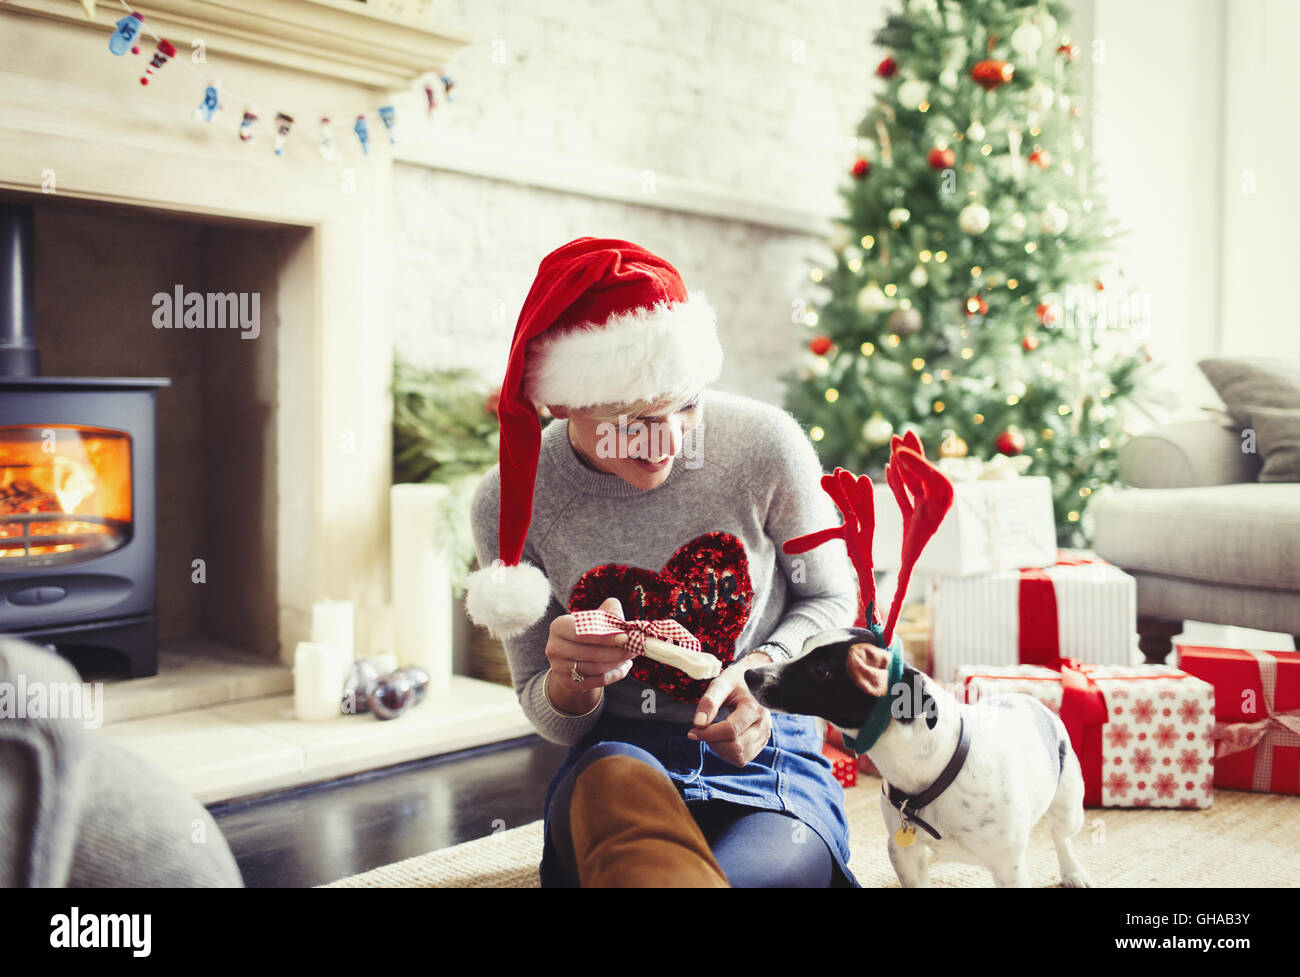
[0,637,244,887]
[1092,416,1300,662]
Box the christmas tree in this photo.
[784,0,1161,547]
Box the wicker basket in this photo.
[469,626,515,688]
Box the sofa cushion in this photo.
[1248,406,1300,482]
[1092,483,1300,591]
[1199,357,1300,428]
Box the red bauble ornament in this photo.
[996,427,1026,456]
[809,335,832,356]
[1036,302,1060,326]
[1058,43,1080,62]
[877,57,898,78]
[1022,334,1039,351]
[851,157,870,179]
[964,293,988,317]
[1028,149,1051,170]
[971,59,1014,90]
[927,147,955,169]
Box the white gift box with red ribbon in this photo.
[871,474,1056,576]
[928,551,1137,683]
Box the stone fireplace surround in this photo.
[1,1,536,800]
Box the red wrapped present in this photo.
[826,723,881,777]
[821,737,857,788]
[929,550,1136,682]
[955,659,1216,809]
[1176,645,1300,795]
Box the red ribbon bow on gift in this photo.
[570,608,702,658]
[1054,657,1109,755]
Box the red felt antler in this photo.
[783,431,954,648]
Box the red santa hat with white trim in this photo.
[465,237,723,639]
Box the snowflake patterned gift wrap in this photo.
[953,661,1216,809]
[1176,646,1300,795]
[821,741,858,789]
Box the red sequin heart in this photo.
[567,532,754,702]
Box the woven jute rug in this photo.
[321,777,1300,888]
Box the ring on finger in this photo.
[570,661,585,684]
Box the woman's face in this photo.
[552,393,704,491]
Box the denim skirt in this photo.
[538,709,860,887]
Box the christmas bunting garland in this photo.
[103,0,456,162]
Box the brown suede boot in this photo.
[568,755,730,888]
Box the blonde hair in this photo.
[579,390,702,425]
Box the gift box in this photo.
[955,661,1216,809]
[871,474,1056,577]
[821,740,857,788]
[1176,645,1300,795]
[929,551,1136,682]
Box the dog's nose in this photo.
[743,668,764,694]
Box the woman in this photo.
[467,237,860,887]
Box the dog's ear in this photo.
[847,642,893,697]
[894,663,939,729]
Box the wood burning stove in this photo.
[0,202,169,678]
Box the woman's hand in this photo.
[687,651,774,767]
[544,597,638,714]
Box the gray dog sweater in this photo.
[469,388,858,744]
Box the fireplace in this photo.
[0,202,169,676]
[1,1,468,689]
[0,379,168,676]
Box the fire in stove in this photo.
[0,424,132,566]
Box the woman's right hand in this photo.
[544,597,638,714]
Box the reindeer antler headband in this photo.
[782,431,955,648]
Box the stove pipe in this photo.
[0,202,40,377]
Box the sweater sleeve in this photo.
[469,468,605,745]
[758,410,860,659]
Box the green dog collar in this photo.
[842,642,905,756]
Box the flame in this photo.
[0,426,132,561]
[53,455,96,514]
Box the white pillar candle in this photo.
[293,641,350,721]
[311,599,355,661]
[390,483,453,695]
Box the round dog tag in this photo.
[893,824,918,848]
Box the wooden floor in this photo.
[209,735,568,888]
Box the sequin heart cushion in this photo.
[567,531,754,702]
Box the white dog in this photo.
[746,628,1095,888]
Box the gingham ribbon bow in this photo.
[570,609,701,658]
[1214,649,1300,771]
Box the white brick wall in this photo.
[392,0,893,401]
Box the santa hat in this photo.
[465,237,723,639]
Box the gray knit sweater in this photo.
[469,388,858,744]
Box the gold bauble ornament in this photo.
[938,429,969,458]
[863,414,894,445]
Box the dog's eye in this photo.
[812,662,831,681]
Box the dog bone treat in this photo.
[638,636,722,680]
[569,608,720,680]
